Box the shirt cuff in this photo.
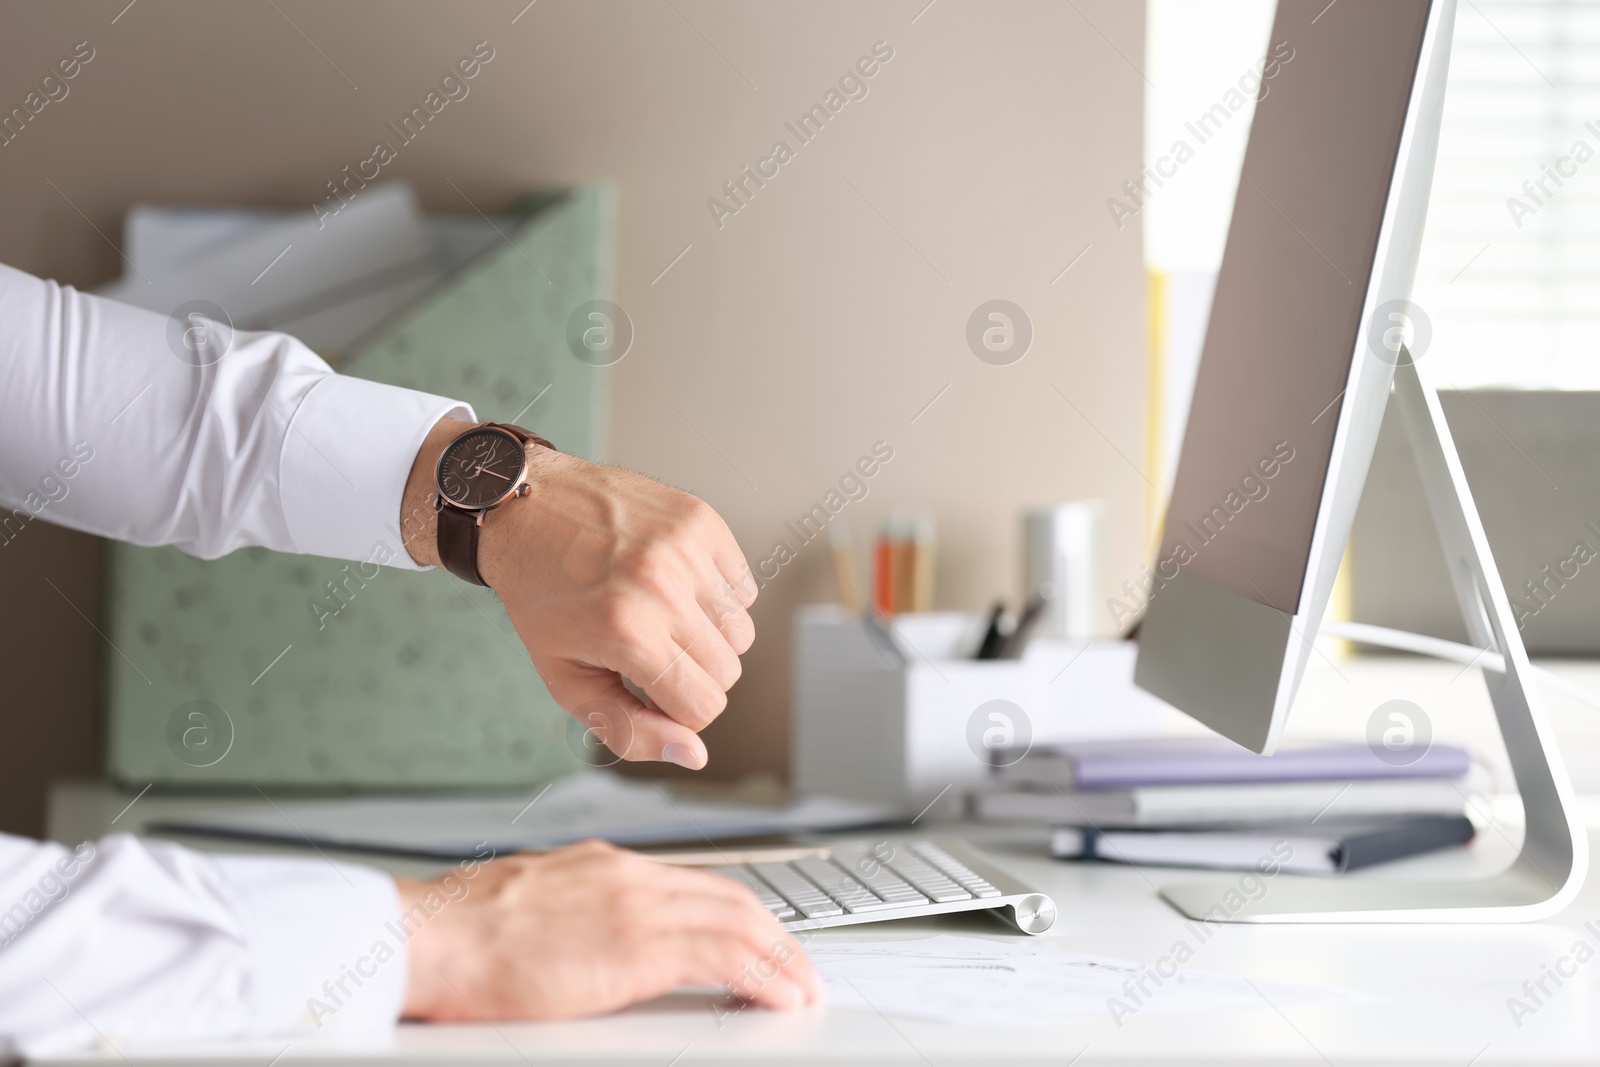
[278,374,473,570]
[215,853,409,1039]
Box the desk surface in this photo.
[41,654,1600,1065]
[39,781,1600,1066]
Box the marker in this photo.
[999,597,1047,660]
[974,601,1008,660]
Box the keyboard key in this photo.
[915,844,1003,898]
[750,862,845,918]
[914,849,1000,897]
[792,858,901,913]
[884,854,971,903]
[848,862,930,906]
[709,866,796,919]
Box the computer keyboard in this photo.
[711,839,1057,935]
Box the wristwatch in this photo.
[434,422,553,586]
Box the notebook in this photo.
[1050,815,1477,874]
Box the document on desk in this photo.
[811,935,1376,1026]
[151,772,889,858]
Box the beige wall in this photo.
[0,0,1146,829]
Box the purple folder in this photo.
[1006,739,1473,790]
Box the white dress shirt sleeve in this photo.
[0,260,474,565]
[0,261,476,1052]
[0,832,409,1056]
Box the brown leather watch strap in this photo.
[435,423,555,587]
[482,422,554,452]
[437,503,487,586]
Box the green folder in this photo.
[105,185,613,789]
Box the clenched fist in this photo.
[402,418,757,769]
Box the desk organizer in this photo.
[792,605,1180,818]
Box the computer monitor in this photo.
[1134,0,1588,922]
[1134,0,1452,754]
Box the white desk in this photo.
[37,652,1600,1064]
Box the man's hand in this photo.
[402,418,757,768]
[398,841,822,1020]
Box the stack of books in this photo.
[970,738,1481,874]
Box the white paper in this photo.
[126,205,283,273]
[157,771,890,857]
[810,935,1376,1026]
[124,203,504,288]
[98,183,438,357]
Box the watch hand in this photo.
[477,467,512,482]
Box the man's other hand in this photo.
[397,841,821,1021]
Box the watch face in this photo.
[437,428,527,509]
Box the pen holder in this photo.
[791,605,1180,819]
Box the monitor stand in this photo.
[1160,355,1589,923]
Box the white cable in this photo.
[1321,620,1600,713]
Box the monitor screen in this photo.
[1157,0,1433,615]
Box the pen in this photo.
[999,596,1046,660]
[974,601,1007,660]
